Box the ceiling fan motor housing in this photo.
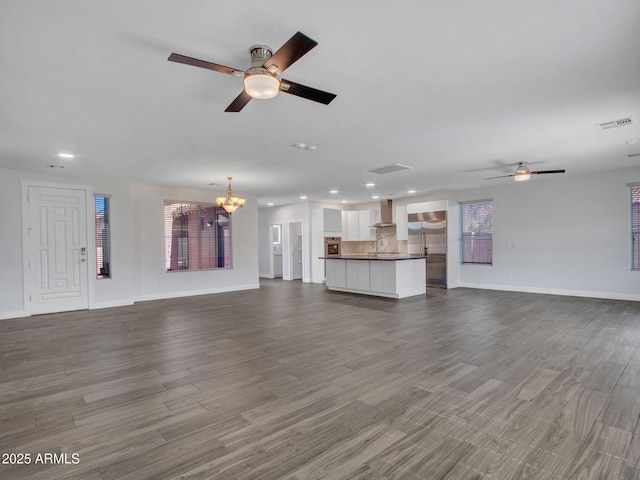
[244,45,280,99]
[249,45,273,67]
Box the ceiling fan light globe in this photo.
[244,73,280,99]
[514,173,531,182]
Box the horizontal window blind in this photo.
[461,201,493,264]
[632,186,640,270]
[95,196,111,278]
[164,202,231,271]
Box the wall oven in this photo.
[324,236,341,256]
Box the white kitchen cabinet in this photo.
[341,210,360,241]
[324,257,426,299]
[369,261,396,294]
[342,209,378,241]
[395,205,408,241]
[346,260,370,291]
[358,210,377,241]
[347,211,359,240]
[341,211,350,240]
[325,258,346,287]
[323,208,342,234]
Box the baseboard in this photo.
[91,299,135,310]
[458,282,640,302]
[260,273,275,279]
[133,283,260,302]
[0,310,29,321]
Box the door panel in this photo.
[28,186,89,314]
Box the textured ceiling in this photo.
[1,1,639,207]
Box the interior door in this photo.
[292,234,303,279]
[28,186,89,314]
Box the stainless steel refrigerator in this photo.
[407,211,447,287]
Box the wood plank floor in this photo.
[2,280,640,479]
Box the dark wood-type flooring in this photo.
[2,280,640,479]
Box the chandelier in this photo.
[216,177,246,214]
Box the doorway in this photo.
[289,221,303,280]
[271,224,283,278]
[23,184,90,314]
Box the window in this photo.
[461,200,493,264]
[95,195,111,278]
[632,185,640,270]
[164,202,231,271]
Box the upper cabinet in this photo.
[359,209,378,241]
[323,208,342,234]
[395,205,408,241]
[342,211,359,240]
[342,209,378,241]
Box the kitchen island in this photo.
[321,255,426,299]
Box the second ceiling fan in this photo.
[168,31,336,112]
[484,162,566,182]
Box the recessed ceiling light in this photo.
[299,195,307,200]
[341,200,348,203]
[267,202,274,206]
[627,139,638,145]
[372,195,380,199]
[57,153,75,159]
[365,182,375,187]
[330,189,338,194]
[408,190,416,194]
[290,143,317,150]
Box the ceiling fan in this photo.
[168,31,336,112]
[484,162,566,182]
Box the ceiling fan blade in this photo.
[225,90,252,112]
[263,32,318,75]
[484,174,515,180]
[168,53,243,76]
[280,79,336,105]
[531,170,566,175]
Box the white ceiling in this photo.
[1,1,640,207]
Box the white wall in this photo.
[0,168,134,318]
[131,183,259,301]
[0,167,259,319]
[453,166,640,300]
[258,202,311,281]
[259,166,640,301]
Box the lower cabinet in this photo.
[325,258,426,299]
[345,260,370,291]
[325,259,346,288]
[369,261,396,294]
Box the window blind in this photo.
[632,186,640,270]
[164,202,231,271]
[461,201,493,264]
[95,196,111,278]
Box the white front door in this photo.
[28,186,89,314]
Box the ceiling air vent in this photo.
[597,117,635,130]
[628,153,640,158]
[366,163,414,175]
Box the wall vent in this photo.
[628,153,640,158]
[597,117,635,130]
[366,163,414,175]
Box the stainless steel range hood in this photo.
[370,199,396,227]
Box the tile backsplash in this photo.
[342,227,407,255]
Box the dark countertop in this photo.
[319,255,427,261]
